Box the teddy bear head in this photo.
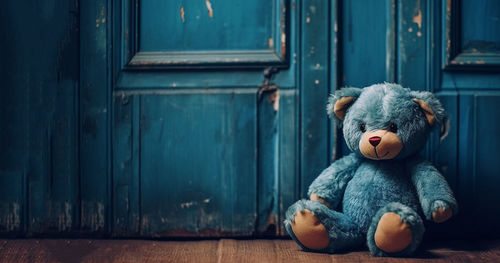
[327,83,449,160]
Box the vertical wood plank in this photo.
[398,0,426,91]
[80,0,110,233]
[112,94,140,235]
[256,89,279,234]
[0,1,80,234]
[474,95,500,237]
[278,90,298,235]
[300,0,330,197]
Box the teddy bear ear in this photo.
[411,91,450,140]
[326,87,363,121]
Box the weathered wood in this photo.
[0,0,80,234]
[137,92,258,236]
[80,0,111,233]
[0,239,499,263]
[300,0,330,198]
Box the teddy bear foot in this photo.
[284,199,364,253]
[374,212,412,253]
[367,202,425,257]
[290,209,330,250]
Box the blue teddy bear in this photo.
[285,83,457,257]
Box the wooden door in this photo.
[109,0,332,237]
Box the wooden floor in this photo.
[0,238,499,263]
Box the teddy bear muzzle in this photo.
[359,130,403,160]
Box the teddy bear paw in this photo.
[374,212,413,253]
[290,209,330,250]
[431,200,453,223]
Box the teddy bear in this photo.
[284,83,457,257]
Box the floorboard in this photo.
[0,238,498,262]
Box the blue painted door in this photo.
[1,0,500,238]
[110,0,319,237]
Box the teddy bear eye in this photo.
[359,123,366,133]
[389,123,398,133]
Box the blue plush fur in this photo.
[284,83,457,257]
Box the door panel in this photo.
[111,0,306,237]
[139,92,257,236]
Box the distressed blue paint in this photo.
[112,94,141,235]
[340,0,391,88]
[139,0,273,52]
[398,0,426,91]
[138,92,257,236]
[80,0,111,233]
[125,0,288,68]
[2,0,500,239]
[257,89,280,233]
[300,0,330,198]
[461,0,500,52]
[0,0,79,234]
[278,90,299,235]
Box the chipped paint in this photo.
[181,201,196,209]
[306,17,310,23]
[408,27,413,32]
[180,6,185,23]
[0,202,20,231]
[57,202,73,231]
[81,201,105,231]
[309,5,316,14]
[417,31,422,37]
[268,38,274,49]
[476,60,486,64]
[280,4,287,59]
[205,0,214,18]
[412,6,422,28]
[315,79,319,85]
[267,89,280,111]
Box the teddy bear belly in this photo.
[342,162,420,233]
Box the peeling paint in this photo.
[267,89,280,111]
[413,7,422,28]
[0,202,20,231]
[309,5,316,14]
[280,5,287,59]
[57,202,73,231]
[180,6,185,23]
[81,202,105,231]
[181,201,196,209]
[205,0,214,18]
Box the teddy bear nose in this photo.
[369,136,381,147]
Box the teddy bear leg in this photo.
[284,199,363,253]
[367,202,425,257]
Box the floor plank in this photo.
[0,239,498,263]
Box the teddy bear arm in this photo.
[308,153,361,209]
[409,159,458,222]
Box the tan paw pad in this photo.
[432,207,452,223]
[291,209,330,250]
[374,212,413,253]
